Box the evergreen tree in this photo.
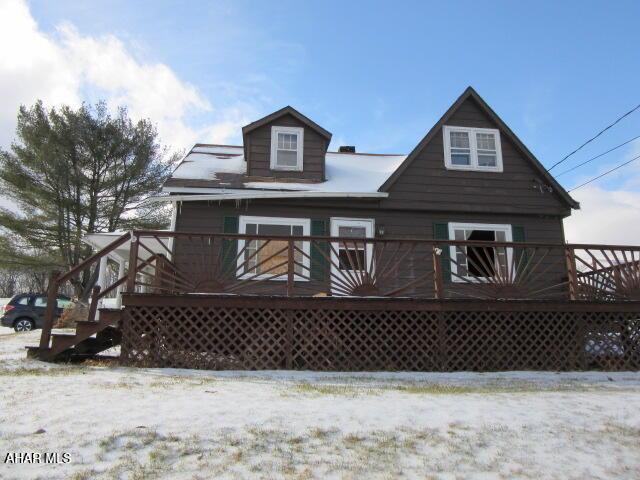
[0,101,177,297]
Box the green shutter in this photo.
[512,225,526,243]
[433,222,451,282]
[310,219,329,282]
[512,225,526,275]
[221,216,239,277]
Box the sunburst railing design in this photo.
[291,239,435,297]
[574,247,640,300]
[442,243,569,300]
[126,230,640,302]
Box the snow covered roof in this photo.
[164,144,406,195]
[170,145,246,180]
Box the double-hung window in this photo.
[443,126,503,172]
[329,218,375,294]
[237,216,310,280]
[448,223,513,282]
[330,218,374,273]
[270,126,304,171]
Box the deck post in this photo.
[432,245,444,299]
[287,239,294,297]
[285,311,293,369]
[437,311,447,370]
[285,239,295,368]
[39,270,60,350]
[565,246,579,300]
[88,285,102,323]
[126,232,139,293]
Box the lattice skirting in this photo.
[120,300,640,371]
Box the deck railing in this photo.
[129,230,640,302]
[36,229,640,352]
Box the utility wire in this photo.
[548,102,640,171]
[568,154,640,192]
[556,134,640,177]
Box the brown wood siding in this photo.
[174,199,567,297]
[245,113,327,181]
[176,199,564,243]
[383,97,571,216]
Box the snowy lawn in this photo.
[0,331,639,479]
[0,298,11,336]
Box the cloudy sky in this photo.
[1,0,639,244]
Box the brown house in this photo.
[35,87,640,372]
[159,86,578,297]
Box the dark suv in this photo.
[1,294,73,332]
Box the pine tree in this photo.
[0,101,178,297]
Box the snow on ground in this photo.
[0,298,12,336]
[1,331,639,479]
[0,326,15,336]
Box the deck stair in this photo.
[28,308,122,361]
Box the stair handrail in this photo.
[39,232,132,351]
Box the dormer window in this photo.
[443,126,503,172]
[270,126,304,171]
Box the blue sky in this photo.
[1,0,639,242]
[26,0,640,194]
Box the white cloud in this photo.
[564,186,640,245]
[563,140,640,245]
[1,0,638,247]
[0,0,253,149]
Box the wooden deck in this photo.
[119,294,640,371]
[33,230,640,370]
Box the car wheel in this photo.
[14,318,35,332]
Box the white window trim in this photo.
[237,215,311,281]
[447,222,513,283]
[270,126,304,171]
[330,217,375,271]
[330,217,375,294]
[443,126,503,172]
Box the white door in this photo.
[330,218,375,295]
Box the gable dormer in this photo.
[379,87,579,215]
[241,106,332,181]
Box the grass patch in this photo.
[0,366,81,377]
[288,380,607,397]
[99,428,162,453]
[76,421,640,479]
[148,376,218,388]
[67,469,98,480]
[291,383,383,396]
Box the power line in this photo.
[556,134,640,177]
[568,154,640,192]
[548,102,640,171]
